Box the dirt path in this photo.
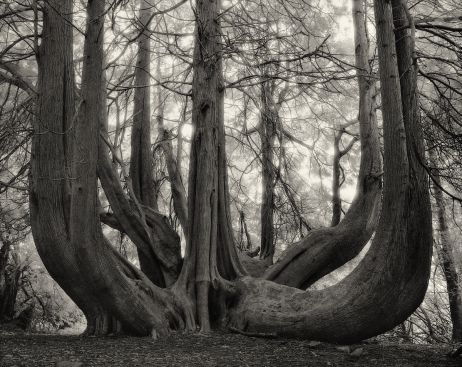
[0,332,459,366]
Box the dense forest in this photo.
[0,0,462,351]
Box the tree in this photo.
[27,0,433,343]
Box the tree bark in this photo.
[263,0,382,288]
[258,80,278,265]
[173,0,245,332]
[29,0,114,335]
[98,142,182,287]
[29,0,433,343]
[128,0,168,286]
[31,0,185,337]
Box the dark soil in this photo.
[0,331,460,366]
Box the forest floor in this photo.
[0,330,461,366]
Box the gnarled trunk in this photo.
[31,0,184,337]
[29,0,113,335]
[173,0,245,332]
[30,0,433,344]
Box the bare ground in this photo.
[0,331,460,366]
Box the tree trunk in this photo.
[31,0,185,337]
[29,0,433,344]
[258,80,277,264]
[228,0,432,343]
[128,0,169,286]
[263,0,382,288]
[173,0,245,332]
[29,0,114,335]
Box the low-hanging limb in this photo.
[262,0,382,289]
[227,0,432,343]
[171,0,246,332]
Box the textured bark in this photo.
[228,0,432,343]
[130,0,155,209]
[29,0,114,335]
[330,133,343,227]
[258,81,277,264]
[128,0,167,286]
[430,152,462,342]
[173,0,245,332]
[31,0,184,337]
[263,0,382,288]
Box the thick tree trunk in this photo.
[173,0,245,332]
[128,0,168,286]
[29,0,114,335]
[258,81,277,264]
[430,152,462,342]
[31,0,184,337]
[228,0,432,343]
[263,0,382,288]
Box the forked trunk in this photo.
[173,0,245,332]
[29,0,113,335]
[32,0,184,337]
